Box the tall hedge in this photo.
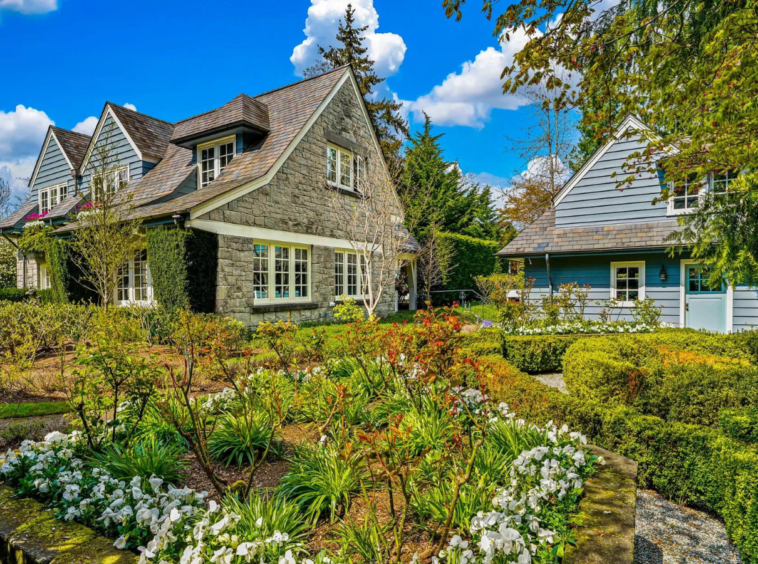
[146,227,218,313]
[437,232,500,293]
[44,239,97,305]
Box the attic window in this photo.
[327,143,364,191]
[198,136,235,188]
[92,166,129,200]
[38,182,68,214]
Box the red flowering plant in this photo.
[25,210,49,223]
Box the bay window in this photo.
[117,250,152,305]
[251,242,310,303]
[199,136,235,188]
[610,261,645,305]
[327,143,365,191]
[38,182,68,214]
[334,250,367,298]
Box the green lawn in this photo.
[0,401,71,419]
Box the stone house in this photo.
[0,67,418,325]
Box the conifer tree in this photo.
[304,4,408,169]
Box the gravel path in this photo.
[531,373,743,563]
[635,489,742,564]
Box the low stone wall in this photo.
[565,445,638,564]
[0,485,136,564]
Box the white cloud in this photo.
[465,171,510,190]
[291,0,406,78]
[123,103,137,111]
[73,116,98,135]
[0,0,57,14]
[0,160,35,201]
[520,155,569,184]
[0,105,53,162]
[405,27,538,128]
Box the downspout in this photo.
[2,232,24,288]
[545,253,553,301]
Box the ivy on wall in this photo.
[437,232,501,295]
[146,227,218,313]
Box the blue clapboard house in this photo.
[497,115,754,333]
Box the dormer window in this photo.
[39,182,68,214]
[667,174,702,215]
[327,143,364,191]
[198,136,235,188]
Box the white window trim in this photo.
[38,182,68,214]
[252,240,312,305]
[679,259,734,332]
[91,165,130,199]
[327,143,364,192]
[39,264,51,290]
[197,135,236,188]
[665,172,739,216]
[116,252,154,306]
[610,261,646,307]
[334,249,369,300]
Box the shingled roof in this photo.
[52,127,90,169]
[108,104,174,162]
[171,94,270,147]
[496,208,683,257]
[117,66,351,221]
[0,199,37,231]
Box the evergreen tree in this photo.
[305,4,408,169]
[401,114,504,243]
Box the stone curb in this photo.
[564,445,638,564]
[0,484,137,564]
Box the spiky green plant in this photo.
[87,438,188,484]
[208,411,278,469]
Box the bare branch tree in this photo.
[417,222,455,304]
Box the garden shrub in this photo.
[563,334,758,425]
[480,355,758,562]
[720,408,758,444]
[460,328,502,358]
[436,233,500,298]
[503,334,597,373]
[0,287,27,302]
[146,226,218,313]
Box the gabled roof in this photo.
[79,103,174,171]
[111,66,354,222]
[51,127,90,169]
[496,208,682,257]
[28,126,92,187]
[170,94,270,147]
[552,114,659,207]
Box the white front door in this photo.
[684,264,727,333]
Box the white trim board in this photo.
[187,218,383,254]
[190,69,391,219]
[679,259,734,332]
[79,104,143,174]
[29,128,75,188]
[553,114,673,207]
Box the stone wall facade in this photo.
[204,79,400,326]
[16,251,40,289]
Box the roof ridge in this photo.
[172,66,350,126]
[106,102,174,126]
[51,125,91,139]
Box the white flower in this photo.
[114,536,127,550]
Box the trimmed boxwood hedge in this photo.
[502,334,598,373]
[146,227,218,313]
[480,354,758,562]
[0,287,27,302]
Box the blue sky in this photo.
[0,0,552,200]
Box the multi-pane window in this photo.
[116,250,152,305]
[251,243,310,303]
[712,170,739,196]
[92,166,129,200]
[326,144,365,191]
[199,137,235,188]
[687,265,723,293]
[611,262,645,304]
[38,182,68,214]
[334,251,367,298]
[252,245,269,299]
[669,174,701,213]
